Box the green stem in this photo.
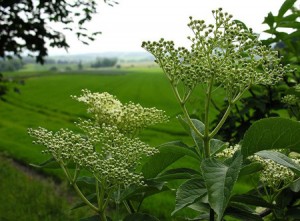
[210,86,250,138]
[203,77,214,158]
[210,104,232,138]
[73,183,100,213]
[59,162,100,213]
[182,104,204,139]
[171,84,204,139]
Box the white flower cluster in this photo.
[72,89,168,135]
[250,154,299,189]
[216,146,300,189]
[29,90,167,187]
[215,144,240,158]
[282,94,299,106]
[142,8,288,101]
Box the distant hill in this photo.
[49,51,154,62]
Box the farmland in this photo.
[1,66,215,220]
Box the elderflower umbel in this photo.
[29,91,167,187]
[142,8,288,101]
[216,146,299,189]
[250,154,297,189]
[72,89,168,135]
[282,94,299,106]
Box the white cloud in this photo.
[48,0,286,55]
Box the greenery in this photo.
[1,1,300,220]
[91,57,118,68]
[213,0,300,142]
[0,0,117,63]
[0,59,24,72]
[0,155,90,220]
[25,5,300,221]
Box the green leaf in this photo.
[290,177,300,192]
[230,194,275,208]
[241,118,300,158]
[120,180,169,201]
[30,157,60,169]
[160,141,200,159]
[278,0,297,19]
[239,162,263,176]
[263,12,275,28]
[76,176,96,185]
[210,139,228,156]
[154,168,200,182]
[142,141,199,179]
[233,20,248,30]
[277,21,300,29]
[172,178,207,215]
[123,213,160,221]
[178,116,204,156]
[255,150,300,175]
[225,203,263,221]
[201,152,243,221]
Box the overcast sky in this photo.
[48,0,291,55]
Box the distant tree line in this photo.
[91,57,118,68]
[0,59,24,72]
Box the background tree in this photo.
[0,0,117,64]
[91,57,118,68]
[0,0,117,97]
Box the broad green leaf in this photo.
[263,12,275,28]
[290,177,300,192]
[239,162,263,176]
[255,150,300,175]
[177,116,205,134]
[154,168,200,182]
[172,178,207,215]
[210,139,228,156]
[190,119,205,156]
[277,21,300,29]
[241,118,300,158]
[233,20,248,30]
[225,203,263,221]
[30,157,60,169]
[123,213,160,221]
[201,152,243,221]
[230,194,275,208]
[178,116,204,156]
[120,180,169,201]
[142,145,184,179]
[278,0,297,19]
[142,141,199,179]
[280,13,299,22]
[159,140,199,159]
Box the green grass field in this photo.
[0,66,225,220]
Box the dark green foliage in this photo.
[91,57,118,68]
[241,117,300,157]
[0,0,117,64]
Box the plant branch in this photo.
[59,162,100,213]
[210,104,232,138]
